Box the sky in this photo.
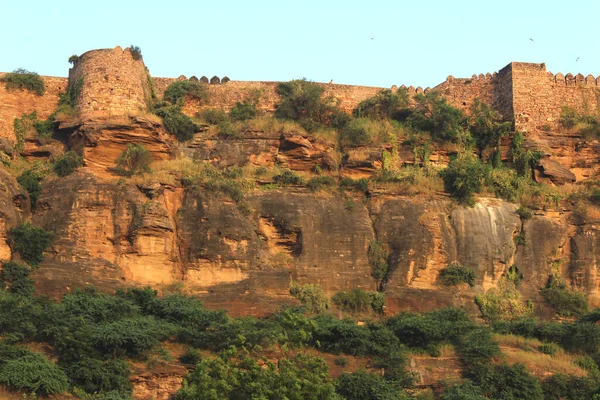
[1,0,599,89]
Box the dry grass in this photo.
[494,334,587,378]
[374,165,444,197]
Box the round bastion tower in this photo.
[67,46,151,120]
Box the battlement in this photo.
[1,49,600,141]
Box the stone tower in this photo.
[68,46,151,120]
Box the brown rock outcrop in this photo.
[0,169,29,260]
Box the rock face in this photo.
[0,170,29,260]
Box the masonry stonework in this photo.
[68,46,151,120]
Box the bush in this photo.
[340,118,371,147]
[7,222,53,267]
[17,168,45,207]
[475,279,533,323]
[368,240,389,286]
[307,175,336,191]
[290,282,329,314]
[408,91,467,142]
[332,289,385,314]
[470,363,543,400]
[538,342,560,355]
[275,79,327,122]
[1,68,45,96]
[457,328,501,371]
[0,351,69,395]
[542,373,599,400]
[516,205,533,220]
[439,263,476,287]
[53,151,83,177]
[273,169,304,185]
[198,108,228,125]
[353,88,410,121]
[485,167,524,202]
[559,106,578,129]
[164,81,208,105]
[129,45,142,61]
[470,99,512,160]
[179,348,202,365]
[174,353,337,400]
[68,55,79,64]
[540,283,588,318]
[229,100,258,121]
[340,177,369,195]
[65,358,131,395]
[335,371,409,400]
[155,105,199,141]
[441,153,485,205]
[114,144,152,176]
[0,262,35,296]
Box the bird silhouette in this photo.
[529,38,534,41]
[576,57,580,62]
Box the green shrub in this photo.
[164,81,208,105]
[485,167,524,202]
[439,263,476,287]
[307,175,336,191]
[216,120,240,139]
[441,153,485,205]
[340,177,369,195]
[470,99,512,161]
[516,205,533,220]
[540,281,588,318]
[53,151,83,177]
[68,55,79,64]
[475,280,533,323]
[179,348,202,365]
[408,91,467,142]
[65,358,131,395]
[368,240,389,286]
[114,144,152,176]
[17,168,45,207]
[273,169,304,185]
[90,316,175,357]
[353,88,410,120]
[340,118,371,147]
[335,370,409,400]
[0,351,69,395]
[559,106,578,129]
[275,79,327,122]
[0,262,34,296]
[155,105,199,141]
[290,282,329,314]
[129,45,142,61]
[470,363,543,400]
[7,222,53,267]
[198,108,229,124]
[457,328,501,370]
[538,342,560,355]
[542,373,599,400]
[334,356,348,367]
[229,99,258,121]
[514,232,526,246]
[1,68,45,96]
[175,353,337,400]
[332,289,385,314]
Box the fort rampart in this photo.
[2,46,600,141]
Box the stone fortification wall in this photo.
[0,74,66,141]
[153,77,385,116]
[68,46,151,120]
[433,72,497,114]
[508,62,600,132]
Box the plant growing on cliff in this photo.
[540,262,588,317]
[408,91,468,142]
[154,105,199,141]
[17,166,48,207]
[273,169,304,186]
[68,55,79,65]
[1,68,45,96]
[0,262,35,296]
[164,81,209,105]
[114,144,152,177]
[439,263,476,287]
[470,99,512,164]
[353,88,410,120]
[129,45,142,61]
[289,282,329,313]
[229,99,259,121]
[332,289,385,314]
[52,151,83,177]
[7,222,53,267]
[368,240,389,288]
[475,279,533,323]
[441,153,485,205]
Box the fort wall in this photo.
[68,46,151,120]
[0,74,66,141]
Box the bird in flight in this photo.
[576,57,580,62]
[529,38,534,41]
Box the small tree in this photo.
[368,240,389,287]
[439,263,476,287]
[129,45,142,61]
[114,144,152,176]
[53,151,83,177]
[441,153,485,205]
[7,222,53,267]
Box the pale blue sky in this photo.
[2,0,599,88]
